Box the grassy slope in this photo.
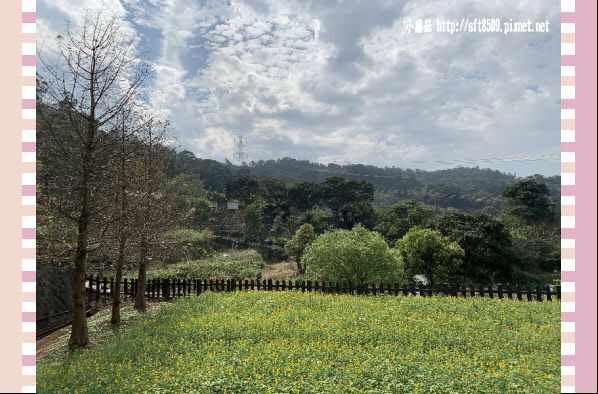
[38,292,560,394]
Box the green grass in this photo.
[37,292,560,393]
[145,250,266,281]
[37,300,168,365]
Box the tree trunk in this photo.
[112,122,128,326]
[111,235,126,325]
[135,239,147,310]
[68,154,91,349]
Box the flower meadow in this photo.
[37,291,560,393]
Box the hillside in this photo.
[174,151,560,212]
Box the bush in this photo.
[301,224,403,284]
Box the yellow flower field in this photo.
[37,291,560,393]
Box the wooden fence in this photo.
[85,275,560,302]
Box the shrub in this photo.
[285,224,316,265]
[301,224,403,284]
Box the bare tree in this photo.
[107,107,151,326]
[132,119,188,310]
[37,8,151,348]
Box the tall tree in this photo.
[433,213,517,283]
[501,179,555,223]
[375,200,438,242]
[320,177,374,226]
[134,119,183,310]
[225,177,260,206]
[287,181,321,212]
[107,108,150,326]
[37,8,151,348]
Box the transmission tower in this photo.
[233,134,247,163]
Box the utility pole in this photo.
[233,134,247,163]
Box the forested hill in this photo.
[175,152,561,212]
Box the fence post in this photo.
[556,285,561,301]
[526,285,533,302]
[546,285,552,302]
[394,283,399,296]
[516,284,522,301]
[488,284,493,299]
[469,284,475,298]
[443,283,449,297]
[478,284,485,299]
[460,284,467,297]
[497,284,503,299]
[506,284,512,300]
[535,285,543,302]
[349,281,354,295]
[268,279,273,292]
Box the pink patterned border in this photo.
[21,0,36,392]
[560,0,576,392]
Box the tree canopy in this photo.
[396,227,464,286]
[501,179,555,223]
[302,225,403,284]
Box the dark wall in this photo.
[37,266,75,329]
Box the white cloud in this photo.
[37,0,561,175]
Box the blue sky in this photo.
[37,0,561,177]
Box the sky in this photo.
[37,0,561,177]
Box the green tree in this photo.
[375,200,437,242]
[287,181,321,211]
[395,227,464,286]
[225,177,260,206]
[257,176,288,211]
[285,224,317,272]
[501,179,555,223]
[243,204,263,241]
[501,215,560,273]
[302,224,403,284]
[433,213,517,283]
[320,177,374,226]
[298,208,330,235]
